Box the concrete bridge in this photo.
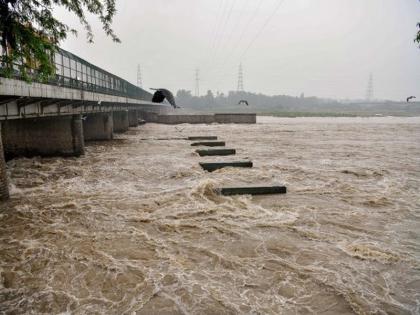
[0,48,172,200]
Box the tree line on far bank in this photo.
[175,89,420,116]
[175,89,337,112]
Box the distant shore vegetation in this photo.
[175,90,420,117]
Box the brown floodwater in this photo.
[0,116,419,314]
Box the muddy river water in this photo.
[0,116,419,314]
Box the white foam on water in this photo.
[1,117,419,314]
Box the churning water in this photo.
[0,116,419,314]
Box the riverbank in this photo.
[261,111,420,117]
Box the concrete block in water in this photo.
[83,112,113,141]
[188,136,218,140]
[196,149,236,156]
[0,123,9,200]
[199,161,252,172]
[113,110,129,133]
[1,115,84,159]
[191,141,225,147]
[218,186,287,196]
[128,110,139,127]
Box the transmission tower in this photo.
[137,65,143,88]
[365,73,373,101]
[237,63,244,92]
[194,68,200,97]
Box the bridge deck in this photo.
[0,77,169,119]
[0,48,171,119]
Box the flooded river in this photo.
[0,116,419,314]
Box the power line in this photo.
[216,0,252,64]
[209,0,286,91]
[208,0,228,58]
[217,0,264,71]
[209,0,238,69]
[208,0,230,65]
[215,0,238,53]
[240,0,286,60]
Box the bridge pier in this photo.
[1,115,85,160]
[112,111,129,133]
[128,110,139,127]
[138,110,158,122]
[83,112,113,141]
[0,123,9,200]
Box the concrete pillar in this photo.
[128,110,138,127]
[1,115,85,160]
[137,110,148,122]
[138,110,158,123]
[0,123,9,201]
[112,111,129,133]
[83,112,113,141]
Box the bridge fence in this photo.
[0,46,152,101]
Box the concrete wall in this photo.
[112,111,129,133]
[1,115,84,160]
[83,112,113,141]
[0,123,9,200]
[128,110,139,127]
[214,113,256,124]
[153,113,257,124]
[157,115,215,124]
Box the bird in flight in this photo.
[238,100,249,106]
[406,96,416,102]
[151,88,180,108]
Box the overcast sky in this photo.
[55,0,420,100]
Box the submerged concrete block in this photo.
[2,114,85,159]
[218,186,286,196]
[191,141,225,147]
[83,112,113,141]
[199,161,253,172]
[112,110,129,133]
[0,123,9,200]
[188,136,218,140]
[196,149,236,156]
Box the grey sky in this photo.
[56,0,420,100]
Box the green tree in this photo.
[0,0,120,81]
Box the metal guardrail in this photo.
[1,47,152,101]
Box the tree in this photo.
[176,89,193,100]
[0,0,120,81]
[204,90,214,105]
